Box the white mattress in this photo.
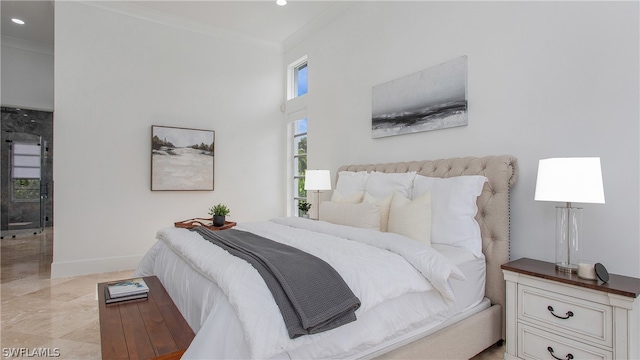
[135,220,487,359]
[349,244,487,359]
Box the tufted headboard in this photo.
[337,155,518,337]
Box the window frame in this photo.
[285,55,310,216]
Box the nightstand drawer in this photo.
[518,324,613,360]
[518,284,612,347]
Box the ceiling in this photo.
[1,1,351,48]
[1,1,54,46]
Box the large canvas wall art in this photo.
[372,56,468,138]
[151,125,215,191]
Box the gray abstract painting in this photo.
[372,56,468,138]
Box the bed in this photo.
[135,154,518,359]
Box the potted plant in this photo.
[298,201,312,218]
[208,203,230,227]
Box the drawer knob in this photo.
[547,305,574,319]
[547,346,574,360]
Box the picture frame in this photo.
[372,55,468,138]
[151,125,214,191]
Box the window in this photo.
[11,142,41,202]
[295,63,308,97]
[291,118,307,216]
[287,56,308,100]
[286,56,309,216]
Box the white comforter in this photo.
[136,217,465,359]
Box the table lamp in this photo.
[534,157,605,273]
[304,170,331,220]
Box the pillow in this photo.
[365,171,416,199]
[335,171,369,197]
[318,201,381,231]
[411,175,487,256]
[331,190,365,204]
[387,191,432,246]
[363,192,392,232]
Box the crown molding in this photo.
[1,36,54,55]
[78,0,283,51]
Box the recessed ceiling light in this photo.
[11,18,25,25]
[276,0,287,6]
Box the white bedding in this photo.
[135,218,485,359]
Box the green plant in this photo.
[208,203,230,217]
[298,201,312,213]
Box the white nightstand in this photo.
[502,258,640,360]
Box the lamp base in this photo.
[555,205,582,276]
[555,262,578,274]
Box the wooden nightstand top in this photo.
[501,258,640,299]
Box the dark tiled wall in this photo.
[1,107,54,230]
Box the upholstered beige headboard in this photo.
[337,155,518,336]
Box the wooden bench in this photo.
[98,276,195,360]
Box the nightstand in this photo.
[502,258,640,360]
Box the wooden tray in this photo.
[174,218,236,231]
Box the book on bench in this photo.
[107,277,149,298]
[104,287,148,304]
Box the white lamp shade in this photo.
[304,170,331,191]
[534,157,605,204]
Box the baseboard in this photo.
[51,254,143,278]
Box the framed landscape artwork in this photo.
[151,125,215,191]
[372,55,468,138]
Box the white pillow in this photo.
[363,192,393,232]
[388,191,432,246]
[335,171,369,197]
[318,201,381,231]
[365,171,416,199]
[411,175,487,256]
[331,190,364,204]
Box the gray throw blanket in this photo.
[192,227,361,339]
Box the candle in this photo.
[578,262,597,280]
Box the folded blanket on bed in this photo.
[192,227,361,339]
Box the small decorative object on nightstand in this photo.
[208,203,230,227]
[577,260,597,280]
[595,263,610,283]
[502,258,640,360]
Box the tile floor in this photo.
[0,229,503,359]
[1,229,132,359]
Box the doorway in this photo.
[1,107,53,239]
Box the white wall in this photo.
[52,2,285,277]
[1,37,54,111]
[286,2,640,277]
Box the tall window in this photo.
[286,55,309,216]
[11,142,41,201]
[292,118,307,216]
